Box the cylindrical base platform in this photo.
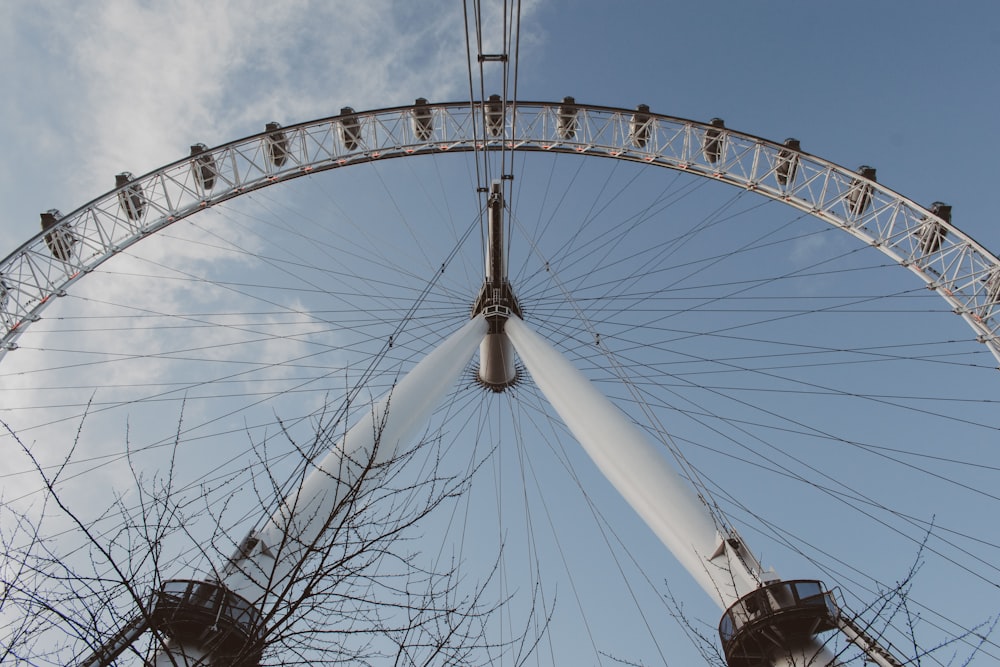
[719,580,839,667]
[477,332,518,390]
[150,579,263,666]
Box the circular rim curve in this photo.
[1,99,998,364]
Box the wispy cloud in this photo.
[1,0,543,254]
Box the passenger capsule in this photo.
[116,172,146,221]
[930,201,952,225]
[703,118,725,164]
[485,94,504,137]
[190,143,217,192]
[0,275,8,308]
[846,165,876,216]
[775,138,800,186]
[265,122,289,167]
[40,209,75,262]
[412,98,433,141]
[629,104,651,148]
[918,202,951,255]
[557,96,578,140]
[986,267,1000,306]
[339,107,362,151]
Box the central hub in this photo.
[470,181,522,391]
[471,280,522,392]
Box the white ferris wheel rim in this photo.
[2,100,999,666]
[1,99,998,366]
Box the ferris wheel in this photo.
[2,95,999,666]
[3,5,1000,665]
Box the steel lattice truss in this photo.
[2,100,999,363]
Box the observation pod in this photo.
[719,580,838,667]
[339,107,362,151]
[847,165,877,216]
[411,97,434,141]
[704,117,726,164]
[776,138,800,186]
[485,94,504,137]
[629,103,652,148]
[190,143,217,192]
[918,201,951,255]
[265,122,288,167]
[557,95,578,140]
[40,209,75,262]
[987,266,1000,306]
[115,172,146,221]
[149,579,262,667]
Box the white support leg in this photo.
[506,315,841,665]
[221,314,489,614]
[505,314,757,608]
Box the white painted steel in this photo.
[153,643,208,667]
[505,314,843,665]
[149,316,486,664]
[770,646,839,667]
[505,314,759,608]
[2,101,998,365]
[217,315,487,613]
[4,101,979,665]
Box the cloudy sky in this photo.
[2,1,999,256]
[2,2,1000,666]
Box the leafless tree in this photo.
[0,398,542,666]
[653,527,999,667]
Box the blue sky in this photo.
[2,2,1000,666]
[2,2,999,253]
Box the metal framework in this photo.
[3,99,999,364]
[13,99,940,665]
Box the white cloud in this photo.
[0,3,558,659]
[788,231,830,267]
[1,0,546,256]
